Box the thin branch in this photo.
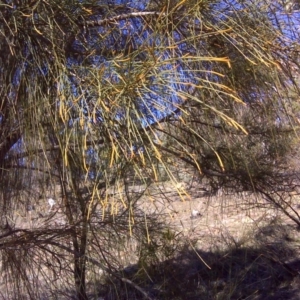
[83,11,165,27]
[47,241,156,300]
[6,139,105,161]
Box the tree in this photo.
[0,0,299,299]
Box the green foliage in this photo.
[0,0,299,298]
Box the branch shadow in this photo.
[97,222,300,300]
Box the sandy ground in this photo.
[3,179,300,299]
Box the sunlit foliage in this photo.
[0,0,299,298]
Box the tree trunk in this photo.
[74,250,88,300]
[74,219,89,300]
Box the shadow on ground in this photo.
[94,222,300,300]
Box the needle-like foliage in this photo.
[0,0,299,299]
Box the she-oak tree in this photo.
[0,0,300,299]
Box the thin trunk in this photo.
[57,160,89,300]
[74,220,88,300]
[74,248,88,300]
[69,155,89,300]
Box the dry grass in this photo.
[1,180,300,299]
[96,181,300,300]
